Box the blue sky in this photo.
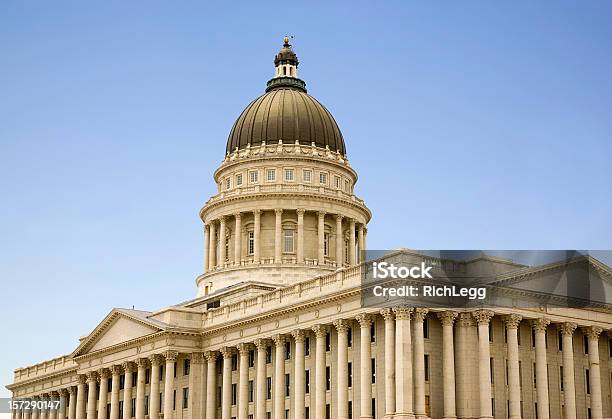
[1,1,611,396]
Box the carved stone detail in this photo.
[530,318,550,333]
[393,306,411,320]
[413,308,429,323]
[503,314,522,329]
[333,319,350,334]
[436,311,458,326]
[558,322,577,336]
[355,313,373,328]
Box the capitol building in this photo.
[7,39,612,419]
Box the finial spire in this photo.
[283,36,290,47]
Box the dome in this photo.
[226,87,346,155]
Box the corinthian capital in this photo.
[164,350,179,362]
[253,338,270,351]
[502,314,522,329]
[191,352,205,365]
[291,330,305,343]
[558,322,577,336]
[413,308,429,323]
[98,368,111,380]
[312,324,329,338]
[530,318,550,333]
[204,351,218,363]
[236,343,252,356]
[333,319,350,334]
[380,308,394,322]
[85,371,97,383]
[355,313,373,328]
[437,311,458,327]
[149,354,163,367]
[472,309,494,326]
[110,365,122,376]
[220,346,234,359]
[122,361,135,373]
[583,326,603,340]
[393,306,412,320]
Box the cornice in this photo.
[6,367,79,391]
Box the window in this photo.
[236,173,243,186]
[424,318,429,339]
[334,176,341,188]
[319,172,327,185]
[345,179,350,192]
[325,404,330,419]
[519,361,523,387]
[304,337,310,356]
[145,396,149,416]
[505,359,509,385]
[371,358,376,383]
[533,363,537,386]
[285,341,291,360]
[424,355,430,381]
[348,362,353,387]
[370,322,376,343]
[584,335,589,354]
[586,369,590,394]
[184,359,190,376]
[347,327,352,347]
[145,369,150,384]
[325,333,331,352]
[532,329,536,347]
[490,358,494,383]
[266,346,272,363]
[248,380,254,402]
[323,233,330,257]
[371,399,376,419]
[285,168,294,181]
[266,377,272,399]
[326,366,331,390]
[283,230,295,253]
[119,375,125,390]
[285,410,290,419]
[119,401,124,417]
[560,366,564,391]
[489,322,493,342]
[232,353,238,371]
[305,407,310,419]
[249,171,258,184]
[132,372,137,386]
[249,350,255,367]
[182,388,189,409]
[248,231,254,255]
[305,370,310,393]
[173,390,176,410]
[517,326,521,346]
[285,373,290,397]
[225,177,231,190]
[344,239,349,263]
[160,365,163,380]
[348,401,352,419]
[266,169,276,182]
[303,170,312,183]
[558,331,563,351]
[232,384,237,405]
[131,398,136,417]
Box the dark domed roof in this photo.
[274,37,299,66]
[226,87,346,155]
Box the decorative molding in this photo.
[380,308,394,322]
[472,309,494,326]
[311,324,329,338]
[558,322,577,336]
[355,313,373,328]
[502,314,522,329]
[530,318,551,333]
[290,329,305,343]
[413,308,429,323]
[436,311,458,327]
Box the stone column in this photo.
[40,394,49,419]
[585,326,604,419]
[297,209,305,263]
[254,340,268,419]
[220,347,233,419]
[68,387,77,419]
[318,212,326,264]
[86,372,97,419]
[97,369,110,419]
[413,309,429,419]
[149,355,162,419]
[121,363,134,419]
[381,309,396,417]
[291,330,306,419]
[32,396,40,419]
[204,224,210,272]
[205,352,218,419]
[358,225,365,263]
[26,394,35,419]
[219,216,227,266]
[356,314,373,419]
[349,219,356,265]
[531,318,550,419]
[473,310,494,419]
[237,344,250,419]
[273,335,287,418]
[234,213,242,265]
[107,367,120,419]
[335,215,344,266]
[312,325,328,419]
[49,392,58,419]
[163,351,178,419]
[394,307,413,418]
[189,353,205,419]
[135,360,147,419]
[334,320,350,419]
[503,315,522,419]
[557,322,577,419]
[274,209,283,263]
[437,311,458,419]
[253,210,261,263]
[209,221,217,270]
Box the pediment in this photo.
[72,309,166,357]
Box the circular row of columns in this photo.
[12,311,607,419]
[204,209,366,271]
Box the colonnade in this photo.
[12,310,609,419]
[204,209,366,272]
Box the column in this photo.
[291,330,305,419]
[108,366,121,419]
[97,369,110,419]
[189,353,205,419]
[349,219,356,265]
[149,356,162,419]
[121,363,134,419]
[472,310,494,419]
[254,340,268,419]
[68,387,77,419]
[237,344,250,419]
[135,360,147,419]
[253,210,261,263]
[394,307,414,418]
[358,225,365,263]
[312,325,328,419]
[273,335,286,418]
[86,372,97,419]
[297,209,305,263]
[25,395,34,419]
[585,326,604,419]
[531,318,550,419]
[274,209,283,263]
[334,320,350,419]
[204,225,210,272]
[32,396,40,419]
[559,322,577,419]
[381,309,396,417]
[413,309,429,419]
[356,314,373,419]
[437,311,458,419]
[335,215,344,266]
[220,347,233,419]
[209,221,217,270]
[219,216,227,266]
[40,394,49,419]
[205,352,218,419]
[163,351,178,419]
[318,212,325,264]
[49,392,58,419]
[503,315,522,419]
[234,213,242,265]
